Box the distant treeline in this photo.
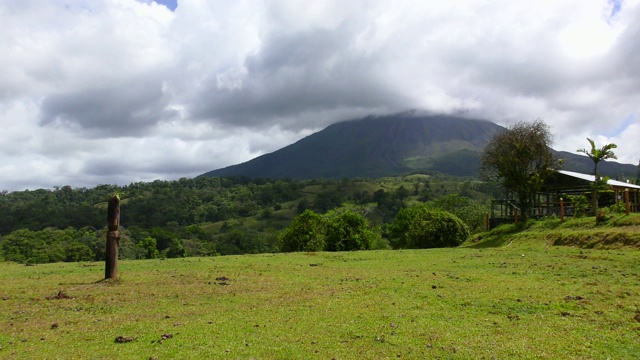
[0,175,499,264]
[1,176,306,234]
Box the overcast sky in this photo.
[1,0,639,191]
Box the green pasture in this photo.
[1,237,639,359]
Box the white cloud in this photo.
[1,0,639,191]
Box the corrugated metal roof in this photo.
[557,170,640,190]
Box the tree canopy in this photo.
[480,119,557,222]
[577,138,617,212]
[1,174,494,263]
[388,204,469,249]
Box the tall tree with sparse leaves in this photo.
[480,119,557,222]
[577,138,617,213]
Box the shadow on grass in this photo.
[465,233,514,248]
[464,223,526,248]
[57,278,121,286]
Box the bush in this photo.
[427,194,488,233]
[389,204,469,249]
[64,241,94,262]
[325,210,375,251]
[569,195,589,217]
[281,210,326,252]
[137,236,160,259]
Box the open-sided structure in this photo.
[490,170,640,228]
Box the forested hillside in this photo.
[0,174,499,264]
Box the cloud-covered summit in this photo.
[1,0,638,191]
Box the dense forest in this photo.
[0,174,501,264]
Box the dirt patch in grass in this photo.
[45,291,74,300]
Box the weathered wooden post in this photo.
[625,189,630,216]
[559,198,564,223]
[105,194,120,280]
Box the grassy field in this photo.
[1,228,640,359]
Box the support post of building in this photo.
[560,198,564,223]
[625,189,630,216]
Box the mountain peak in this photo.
[202,113,502,179]
[201,113,638,180]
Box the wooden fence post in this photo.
[625,189,630,216]
[105,195,120,280]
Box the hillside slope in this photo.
[203,113,502,179]
[202,113,638,179]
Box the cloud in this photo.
[191,26,409,129]
[40,77,176,137]
[1,0,639,191]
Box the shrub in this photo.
[325,210,375,251]
[427,194,488,233]
[64,241,95,262]
[389,204,469,249]
[281,210,326,252]
[137,236,160,259]
[569,195,589,217]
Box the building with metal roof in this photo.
[489,169,639,228]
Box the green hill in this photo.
[202,112,638,179]
[203,113,503,179]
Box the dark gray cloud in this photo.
[191,26,408,130]
[40,77,176,137]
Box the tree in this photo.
[280,210,326,252]
[480,119,556,222]
[577,138,617,212]
[388,204,469,249]
[64,241,94,262]
[137,236,159,259]
[324,210,376,251]
[427,194,488,233]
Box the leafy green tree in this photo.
[480,119,557,222]
[373,189,405,222]
[181,239,216,257]
[387,204,421,249]
[162,238,186,258]
[64,241,94,262]
[216,229,271,255]
[394,185,410,201]
[312,189,345,213]
[568,194,589,217]
[388,204,469,249]
[577,138,617,213]
[0,229,45,263]
[325,210,376,251]
[137,236,160,259]
[281,210,326,252]
[76,227,105,261]
[428,194,487,233]
[406,209,469,248]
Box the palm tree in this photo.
[577,138,617,213]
